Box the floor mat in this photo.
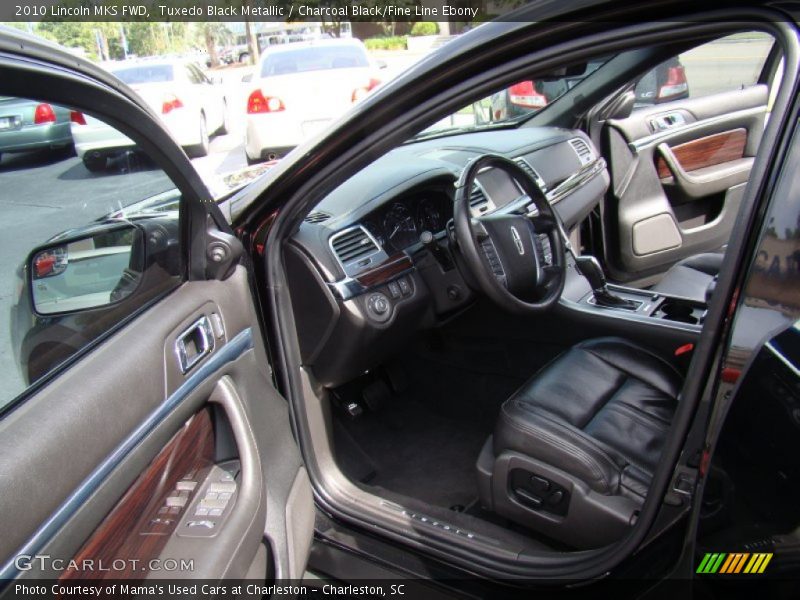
[332,332,559,510]
[338,398,489,509]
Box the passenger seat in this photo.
[651,252,724,303]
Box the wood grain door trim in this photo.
[656,128,748,179]
[59,409,215,580]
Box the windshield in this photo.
[260,45,369,77]
[411,58,609,140]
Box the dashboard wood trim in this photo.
[59,409,215,580]
[355,254,414,288]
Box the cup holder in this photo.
[660,300,699,324]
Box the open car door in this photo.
[0,32,313,587]
[601,32,778,283]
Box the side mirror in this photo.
[241,73,253,83]
[28,224,143,315]
[377,59,388,70]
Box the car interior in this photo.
[2,14,796,588]
[274,28,784,555]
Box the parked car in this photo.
[70,58,229,170]
[0,97,73,162]
[0,6,798,597]
[244,38,383,164]
[490,56,689,120]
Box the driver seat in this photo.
[476,337,681,548]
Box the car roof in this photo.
[103,57,190,70]
[258,38,366,61]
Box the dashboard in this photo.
[286,126,610,387]
[362,189,452,254]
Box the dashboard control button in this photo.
[366,293,392,322]
[398,277,412,296]
[387,281,402,299]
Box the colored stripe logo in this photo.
[697,552,773,574]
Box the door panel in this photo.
[0,31,313,588]
[602,85,768,281]
[0,267,313,582]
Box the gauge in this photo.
[417,198,443,233]
[382,203,418,249]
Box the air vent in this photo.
[569,138,595,166]
[330,226,380,265]
[470,184,490,213]
[304,211,331,224]
[513,157,548,193]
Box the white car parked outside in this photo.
[71,58,229,171]
[244,39,382,165]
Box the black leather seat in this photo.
[652,252,723,303]
[477,337,682,547]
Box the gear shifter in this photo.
[574,256,639,310]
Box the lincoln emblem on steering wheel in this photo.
[510,227,525,255]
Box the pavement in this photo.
[0,37,776,409]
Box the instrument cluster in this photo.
[363,191,452,254]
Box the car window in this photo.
[633,32,775,109]
[412,59,610,138]
[0,97,182,411]
[112,64,175,84]
[260,45,369,77]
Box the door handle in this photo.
[175,316,215,374]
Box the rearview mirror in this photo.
[29,224,142,315]
[533,62,588,81]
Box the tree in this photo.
[194,23,231,68]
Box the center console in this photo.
[579,284,708,326]
[560,253,708,333]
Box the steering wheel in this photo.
[453,154,566,314]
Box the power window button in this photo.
[208,482,236,494]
